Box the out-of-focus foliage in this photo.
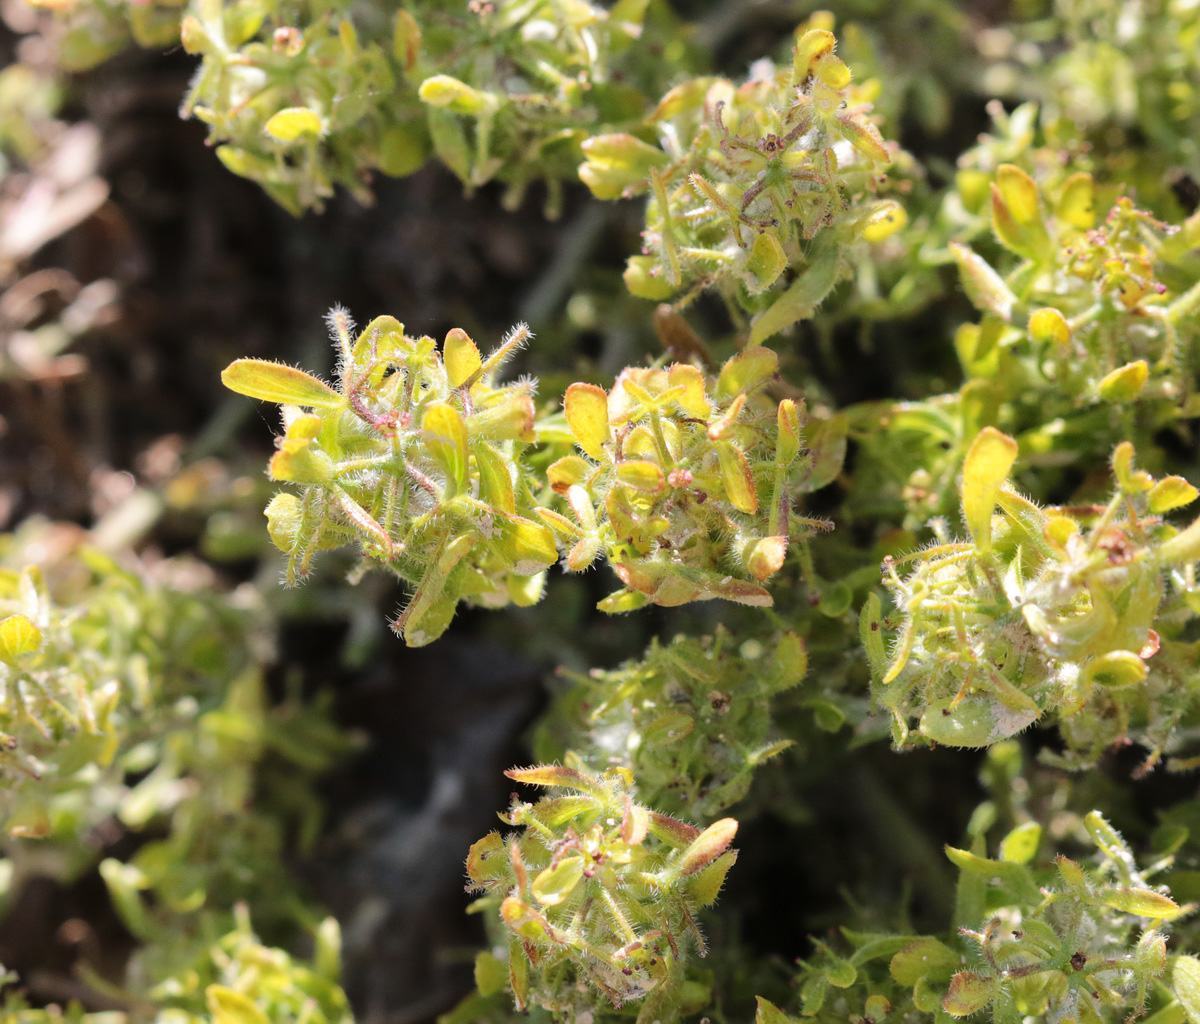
[27,0,697,215]
[0,522,355,1017]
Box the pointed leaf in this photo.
[222,360,344,408]
[950,243,1015,320]
[679,817,738,875]
[756,995,797,1024]
[1095,887,1182,920]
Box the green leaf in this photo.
[800,414,848,492]
[532,855,585,906]
[745,232,787,293]
[991,164,1051,261]
[444,328,482,387]
[564,383,610,460]
[422,402,469,493]
[207,986,270,1024]
[418,75,493,116]
[1174,956,1200,1024]
[716,441,758,513]
[756,995,798,1024]
[1149,477,1200,514]
[943,971,997,1017]
[962,426,1018,554]
[578,133,668,199]
[859,593,888,682]
[1097,360,1149,403]
[889,938,960,984]
[717,347,778,399]
[222,360,345,408]
[920,693,1037,747]
[616,459,666,494]
[945,846,1040,902]
[0,614,41,666]
[1082,651,1148,688]
[474,951,507,997]
[950,243,1015,320]
[998,821,1041,864]
[1095,887,1182,920]
[641,712,694,745]
[687,849,737,906]
[679,817,738,876]
[748,236,841,345]
[264,107,322,143]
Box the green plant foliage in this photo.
[793,801,1191,1024]
[0,522,354,1016]
[9,1,1200,1023]
[581,27,900,340]
[869,433,1200,761]
[534,624,807,818]
[463,761,738,1023]
[223,310,835,642]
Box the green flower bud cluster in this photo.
[534,624,808,818]
[791,809,1186,1024]
[223,311,560,647]
[465,761,738,1023]
[951,165,1198,410]
[581,28,901,342]
[864,428,1200,758]
[545,346,824,612]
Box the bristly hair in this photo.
[325,304,355,344]
[503,322,534,351]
